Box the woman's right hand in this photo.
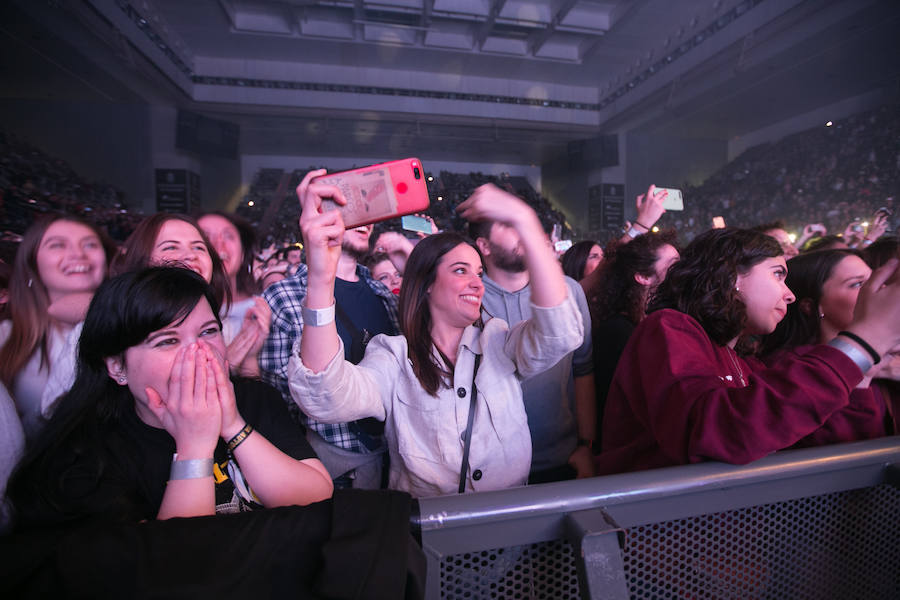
[297,169,348,292]
[145,343,222,459]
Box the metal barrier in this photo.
[414,437,900,599]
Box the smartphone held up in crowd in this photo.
[658,187,684,211]
[312,158,431,228]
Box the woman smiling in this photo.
[287,174,582,497]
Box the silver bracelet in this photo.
[828,337,873,374]
[169,457,215,480]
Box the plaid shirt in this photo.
[260,262,400,452]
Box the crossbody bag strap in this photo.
[458,353,482,494]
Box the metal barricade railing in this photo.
[414,437,900,599]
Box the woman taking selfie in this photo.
[596,228,900,475]
[287,173,582,497]
[8,267,332,529]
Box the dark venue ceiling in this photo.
[2,0,899,164]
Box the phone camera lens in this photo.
[413,167,421,179]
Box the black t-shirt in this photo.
[593,314,636,448]
[333,277,396,364]
[27,378,315,525]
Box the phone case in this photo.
[659,187,684,211]
[401,214,432,234]
[314,158,430,228]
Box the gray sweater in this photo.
[480,274,592,473]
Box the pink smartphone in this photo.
[312,158,430,228]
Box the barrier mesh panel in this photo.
[438,484,900,599]
[622,484,900,600]
[440,539,580,599]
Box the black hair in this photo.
[760,249,864,355]
[861,236,898,270]
[561,240,599,281]
[7,267,220,529]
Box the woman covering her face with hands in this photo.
[286,171,583,498]
[7,267,331,529]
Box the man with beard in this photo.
[261,172,398,489]
[468,215,596,483]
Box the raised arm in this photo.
[297,169,346,373]
[618,184,666,244]
[373,230,416,274]
[458,184,566,307]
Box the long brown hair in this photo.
[0,214,116,387]
[111,213,231,311]
[585,230,678,326]
[399,232,482,396]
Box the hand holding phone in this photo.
[657,187,684,211]
[311,158,430,229]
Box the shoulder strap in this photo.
[458,353,482,494]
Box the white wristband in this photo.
[625,227,642,239]
[828,337,873,374]
[302,302,336,326]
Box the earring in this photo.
[735,286,740,292]
[27,278,33,288]
[117,376,126,384]
[819,312,825,319]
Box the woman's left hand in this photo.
[204,339,245,441]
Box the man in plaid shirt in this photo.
[261,215,399,489]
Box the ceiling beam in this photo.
[418,0,434,46]
[475,0,507,50]
[529,0,578,56]
[353,0,364,41]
